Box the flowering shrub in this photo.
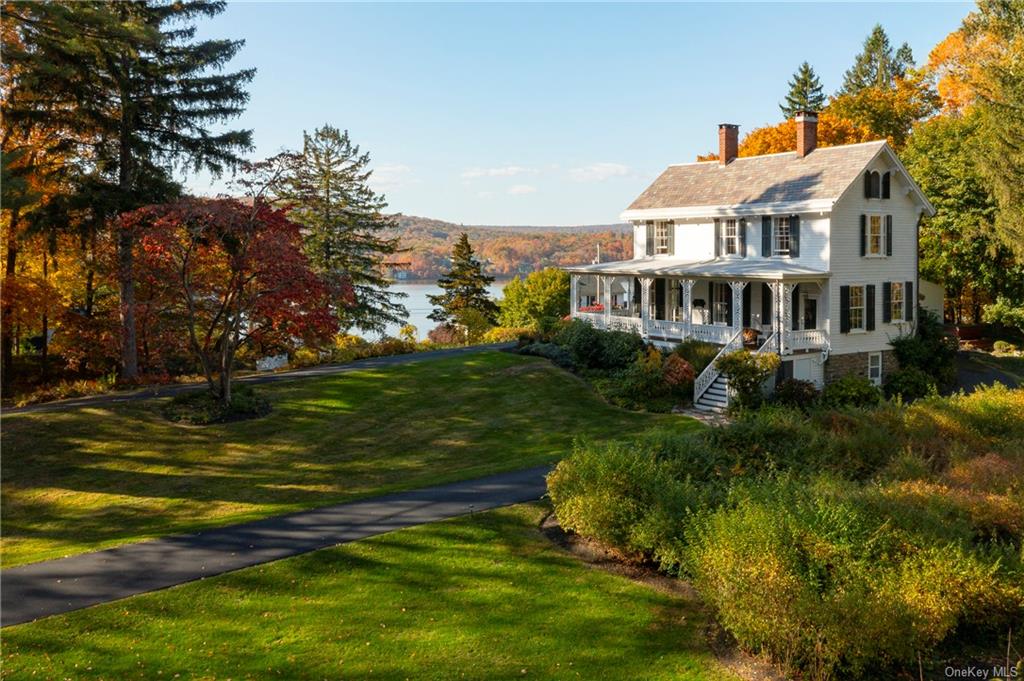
[662,354,695,387]
[14,374,119,407]
[716,350,781,410]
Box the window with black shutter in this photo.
[714,219,721,257]
[866,284,876,331]
[739,218,747,256]
[864,171,872,199]
[885,215,893,256]
[840,285,851,333]
[645,222,654,257]
[860,215,867,256]
[761,216,772,257]
[790,215,800,258]
[882,172,891,199]
[882,282,892,323]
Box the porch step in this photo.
[695,374,729,412]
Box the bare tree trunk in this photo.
[117,93,138,380]
[41,245,49,381]
[2,235,18,396]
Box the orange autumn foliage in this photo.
[928,27,1002,113]
[696,112,874,161]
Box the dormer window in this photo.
[723,219,738,255]
[773,217,791,256]
[864,170,892,199]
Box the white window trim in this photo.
[866,213,885,257]
[653,222,671,256]
[773,216,791,257]
[848,283,866,333]
[890,281,904,322]
[722,219,739,256]
[868,352,882,386]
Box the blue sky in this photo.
[190,2,972,225]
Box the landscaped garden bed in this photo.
[547,384,1024,680]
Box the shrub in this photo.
[518,342,575,370]
[662,354,695,390]
[162,384,271,425]
[884,366,936,401]
[13,374,119,408]
[600,330,645,369]
[982,296,1024,336]
[891,308,959,388]
[992,340,1018,354]
[673,339,720,375]
[547,438,703,572]
[553,318,605,368]
[453,307,494,344]
[594,347,674,412]
[771,378,819,410]
[291,346,323,368]
[821,375,881,408]
[427,324,461,345]
[480,326,532,344]
[716,350,780,410]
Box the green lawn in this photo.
[1,503,736,680]
[2,351,690,566]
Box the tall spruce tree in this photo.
[428,233,498,325]
[2,1,253,378]
[779,62,826,117]
[276,125,408,334]
[840,24,915,94]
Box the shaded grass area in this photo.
[2,352,689,566]
[1,504,735,681]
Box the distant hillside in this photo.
[386,215,632,280]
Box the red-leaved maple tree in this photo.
[120,197,338,404]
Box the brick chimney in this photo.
[718,124,739,165]
[795,111,818,157]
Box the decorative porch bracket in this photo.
[639,277,653,336]
[729,281,747,331]
[681,279,694,337]
[779,282,796,355]
[602,275,612,326]
[569,274,578,316]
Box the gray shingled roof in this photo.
[627,141,887,211]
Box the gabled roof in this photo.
[621,140,934,220]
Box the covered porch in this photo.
[567,258,831,356]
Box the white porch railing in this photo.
[647,319,687,338]
[788,329,829,351]
[608,316,642,333]
[693,328,743,404]
[690,323,735,345]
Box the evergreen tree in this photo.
[967,0,1024,257]
[779,62,826,117]
[275,125,408,334]
[2,1,254,378]
[840,24,915,94]
[428,234,498,325]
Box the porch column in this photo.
[570,274,578,317]
[681,279,694,338]
[770,282,783,353]
[729,281,747,332]
[779,282,795,355]
[640,277,653,336]
[602,276,612,327]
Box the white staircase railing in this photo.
[693,328,743,404]
[756,331,779,355]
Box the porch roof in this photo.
[565,257,829,280]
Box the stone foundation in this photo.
[824,349,898,384]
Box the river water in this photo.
[373,280,511,340]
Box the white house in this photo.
[565,112,935,411]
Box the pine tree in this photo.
[275,125,408,334]
[428,234,498,325]
[779,62,826,117]
[840,24,915,94]
[2,1,254,378]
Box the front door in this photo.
[803,297,818,330]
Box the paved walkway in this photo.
[1,464,551,627]
[6,343,515,414]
